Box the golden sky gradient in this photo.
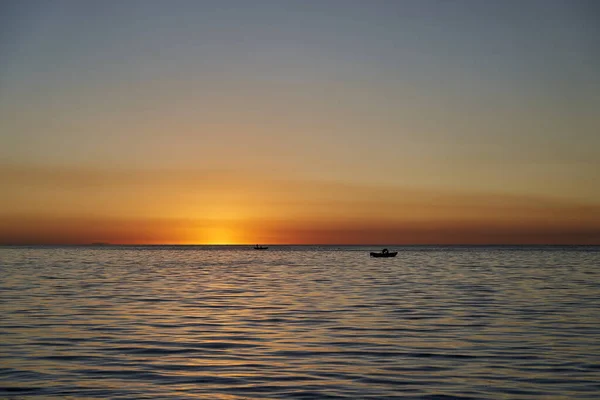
[1,2,599,244]
[1,165,599,244]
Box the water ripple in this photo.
[1,245,599,399]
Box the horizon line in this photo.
[1,243,598,247]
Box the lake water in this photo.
[1,245,599,399]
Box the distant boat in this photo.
[253,245,268,250]
[370,248,397,258]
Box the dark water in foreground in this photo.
[1,245,599,399]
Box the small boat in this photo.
[370,248,397,258]
[253,245,268,250]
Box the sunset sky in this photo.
[1,0,599,244]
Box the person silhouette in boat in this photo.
[382,248,389,254]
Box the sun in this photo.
[183,205,256,245]
[202,225,244,245]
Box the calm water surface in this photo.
[1,245,599,399]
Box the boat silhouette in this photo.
[370,248,397,258]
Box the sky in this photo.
[1,0,599,244]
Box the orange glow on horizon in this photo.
[1,214,598,245]
[1,165,599,245]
